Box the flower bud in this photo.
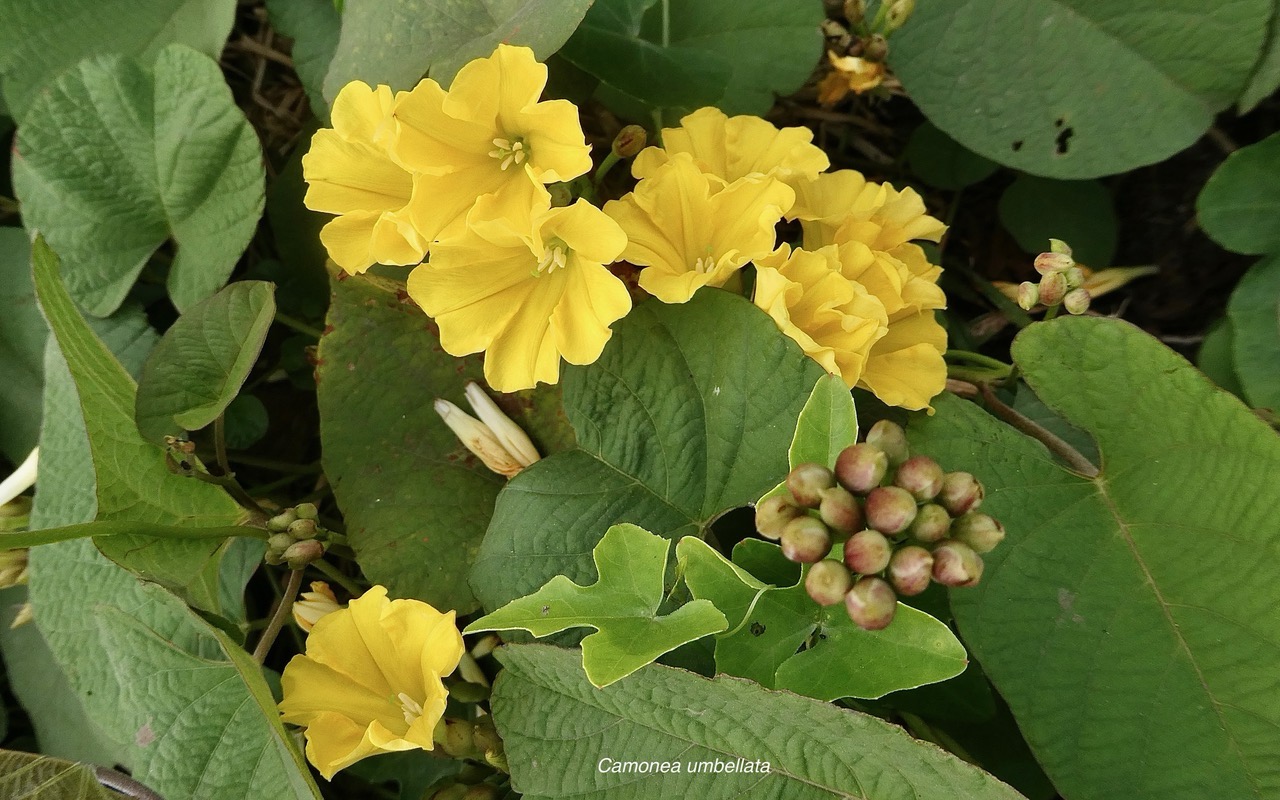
[834,443,889,494]
[1049,238,1073,256]
[780,517,833,564]
[1063,287,1091,315]
[819,486,864,534]
[288,518,319,540]
[932,540,984,587]
[938,471,984,516]
[893,455,943,501]
[862,33,889,61]
[864,486,918,535]
[268,532,294,553]
[9,602,32,629]
[1016,281,1040,311]
[843,0,866,24]
[1038,270,1068,306]
[951,512,1005,553]
[611,125,648,159]
[884,0,915,32]
[787,462,836,508]
[1034,251,1074,275]
[843,529,892,575]
[907,503,951,543]
[463,784,500,800]
[1064,266,1086,289]
[267,509,298,532]
[294,502,319,520]
[844,576,897,630]
[283,539,326,570]
[805,559,854,606]
[755,495,802,540]
[888,546,933,596]
[865,420,909,466]
[0,549,29,589]
[293,581,342,632]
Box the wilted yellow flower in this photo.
[754,245,887,386]
[408,187,630,392]
[390,44,593,244]
[789,170,945,251]
[293,581,343,632]
[279,586,464,780]
[817,52,886,105]
[435,382,541,477]
[631,106,829,185]
[604,153,793,303]
[302,82,426,274]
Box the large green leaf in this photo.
[558,0,823,117]
[1226,254,1280,411]
[135,281,276,444]
[13,44,265,316]
[909,316,1280,800]
[997,175,1118,266]
[322,0,593,104]
[0,749,127,799]
[905,122,1000,191]
[679,537,967,700]
[467,525,727,686]
[1239,7,1280,113]
[491,644,1023,800]
[266,0,341,118]
[0,0,235,118]
[316,273,574,612]
[471,290,828,611]
[891,0,1273,178]
[761,374,857,503]
[1197,132,1280,256]
[1197,319,1246,398]
[0,229,44,463]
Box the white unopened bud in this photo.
[0,448,38,510]
[436,392,540,479]
[463,383,540,468]
[293,581,342,632]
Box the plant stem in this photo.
[228,454,323,473]
[592,151,621,185]
[93,767,164,800]
[661,0,671,46]
[1043,303,1061,322]
[312,558,365,598]
[980,384,1099,477]
[253,568,304,664]
[945,349,1013,374]
[275,312,324,339]
[213,414,230,477]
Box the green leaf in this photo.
[322,0,593,104]
[135,281,276,443]
[471,291,827,612]
[224,394,271,449]
[761,374,859,503]
[266,0,341,119]
[558,0,823,117]
[13,44,265,316]
[491,644,1023,800]
[1239,10,1280,113]
[1226,253,1280,410]
[0,0,236,118]
[1197,132,1280,255]
[317,273,574,612]
[997,175,1118,266]
[467,524,727,687]
[678,537,967,700]
[890,0,1273,178]
[0,229,44,463]
[909,316,1280,800]
[0,749,126,799]
[906,122,1000,190]
[1010,384,1100,466]
[1197,319,1246,398]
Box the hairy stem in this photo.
[253,568,304,664]
[981,384,1099,478]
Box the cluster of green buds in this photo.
[1017,239,1091,316]
[264,503,329,569]
[755,420,1006,631]
[433,715,506,773]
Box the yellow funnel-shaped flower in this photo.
[790,169,945,251]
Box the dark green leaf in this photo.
[266,0,341,119]
[1197,132,1280,255]
[997,175,1118,266]
[1196,319,1246,398]
[0,229,44,463]
[906,122,1000,190]
[1226,254,1280,410]
[0,749,128,799]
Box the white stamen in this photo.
[490,136,528,170]
[0,448,38,509]
[397,692,424,726]
[694,256,716,274]
[536,244,569,275]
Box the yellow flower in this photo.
[279,586,463,781]
[390,44,593,244]
[407,187,630,392]
[861,309,948,411]
[604,153,794,303]
[631,106,829,186]
[789,170,945,251]
[302,82,426,274]
[292,581,343,632]
[754,245,887,386]
[817,52,886,105]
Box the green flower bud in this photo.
[951,512,1006,553]
[1034,251,1074,275]
[267,532,294,553]
[267,509,298,532]
[805,559,854,606]
[264,549,285,566]
[1038,270,1068,306]
[844,0,867,25]
[893,455,944,501]
[844,576,897,630]
[888,545,934,596]
[884,0,915,32]
[1064,266,1086,289]
[835,443,889,494]
[1049,238,1073,256]
[287,518,319,540]
[908,503,951,543]
[463,786,500,800]
[1017,281,1040,311]
[931,540,984,587]
[1063,287,1091,315]
[864,486,918,535]
[819,486,864,534]
[283,539,326,570]
[780,517,833,564]
[428,785,469,800]
[755,495,802,540]
[865,420,909,466]
[611,125,648,159]
[787,462,836,508]
[862,33,889,60]
[938,471,984,516]
[294,502,319,520]
[843,529,892,575]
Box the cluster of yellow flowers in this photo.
[304,44,947,409]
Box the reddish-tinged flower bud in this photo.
[1038,270,1068,306]
[819,486,864,534]
[938,471,984,516]
[844,576,897,630]
[908,503,951,543]
[295,502,320,520]
[288,518,320,540]
[787,462,836,508]
[835,443,889,494]
[806,559,854,606]
[267,509,298,532]
[888,545,934,596]
[781,517,833,563]
[755,495,802,540]
[1064,266,1086,290]
[1034,251,1073,275]
[894,455,944,501]
[268,533,293,553]
[284,539,326,571]
[932,540,984,587]
[843,529,892,574]
[1017,281,1040,311]
[865,486,918,535]
[611,125,648,159]
[951,512,1006,553]
[865,420,909,466]
[1063,287,1091,315]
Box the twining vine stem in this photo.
[979,384,1100,478]
[253,568,305,664]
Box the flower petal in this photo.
[551,262,632,365]
[303,130,413,215]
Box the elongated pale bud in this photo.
[787,463,836,508]
[9,602,33,629]
[908,503,951,543]
[611,125,647,159]
[888,546,933,596]
[0,448,38,510]
[464,383,541,467]
[436,396,533,479]
[1063,287,1091,315]
[938,472,984,516]
[865,420,909,466]
[819,486,864,534]
[843,529,892,575]
[835,443,888,494]
[865,486,918,535]
[894,455,943,501]
[755,495,802,540]
[845,576,897,630]
[1034,252,1073,275]
[293,581,342,632]
[781,517,833,563]
[1017,281,1040,311]
[932,540,984,587]
[0,549,29,590]
[806,559,853,606]
[951,512,1006,553]
[1038,270,1068,307]
[884,0,915,32]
